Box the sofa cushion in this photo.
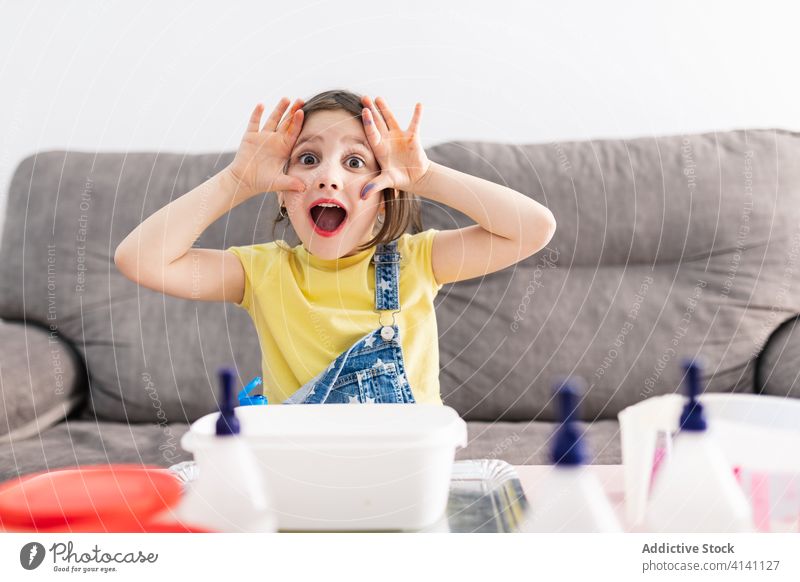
[0,420,192,484]
[755,314,800,398]
[424,130,800,421]
[455,419,621,465]
[0,320,86,443]
[0,152,262,424]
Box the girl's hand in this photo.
[359,95,431,199]
[226,98,307,198]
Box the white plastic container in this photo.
[182,403,468,531]
[620,389,800,528]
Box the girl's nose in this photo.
[314,162,344,191]
[316,172,343,191]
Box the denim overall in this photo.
[283,239,416,405]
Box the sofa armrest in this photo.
[0,320,86,443]
[755,314,800,398]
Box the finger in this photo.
[276,175,306,193]
[407,102,423,135]
[375,96,401,132]
[363,95,388,134]
[247,103,265,133]
[277,98,304,132]
[264,97,291,132]
[360,173,393,200]
[284,109,305,144]
[361,108,382,148]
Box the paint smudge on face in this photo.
[360,183,375,199]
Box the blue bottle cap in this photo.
[551,377,587,466]
[215,367,241,436]
[238,376,268,406]
[679,357,707,431]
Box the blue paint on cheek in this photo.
[361,183,375,199]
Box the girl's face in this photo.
[280,109,382,259]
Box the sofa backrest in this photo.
[423,130,800,421]
[2,129,799,424]
[0,152,260,424]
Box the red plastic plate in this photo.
[0,465,183,531]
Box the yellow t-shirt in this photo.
[226,229,444,404]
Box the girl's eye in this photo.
[299,153,317,165]
[346,156,365,169]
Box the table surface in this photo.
[0,463,627,533]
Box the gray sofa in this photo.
[2,129,800,483]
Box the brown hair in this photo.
[272,89,423,252]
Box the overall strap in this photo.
[372,238,401,311]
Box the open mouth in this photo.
[308,200,348,236]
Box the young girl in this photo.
[115,89,556,406]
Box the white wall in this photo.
[1,0,799,230]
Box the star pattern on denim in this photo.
[365,395,376,404]
[363,335,376,348]
[372,358,384,368]
[378,279,392,293]
[348,394,360,404]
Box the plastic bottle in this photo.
[522,378,622,532]
[643,357,754,533]
[174,367,277,532]
[238,376,268,406]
